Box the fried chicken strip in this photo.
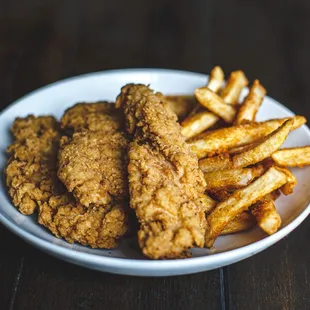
[6,116,62,215]
[58,103,129,207]
[116,84,207,259]
[6,115,128,248]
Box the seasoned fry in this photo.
[200,119,293,171]
[271,146,310,167]
[221,212,256,235]
[205,166,296,247]
[199,153,231,172]
[251,198,281,235]
[195,194,217,215]
[207,66,225,93]
[204,166,264,191]
[235,80,266,125]
[221,70,248,105]
[188,66,225,116]
[189,115,306,159]
[181,111,219,139]
[195,87,236,123]
[207,189,231,202]
[163,95,196,120]
[232,119,293,167]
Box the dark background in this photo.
[1,1,310,309]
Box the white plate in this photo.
[1,69,310,277]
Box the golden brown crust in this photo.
[6,116,62,215]
[6,115,129,248]
[61,102,124,133]
[58,102,129,207]
[117,84,207,259]
[38,194,128,249]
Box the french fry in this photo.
[163,95,196,120]
[205,166,296,247]
[189,115,306,159]
[199,119,293,171]
[271,146,310,167]
[199,153,231,172]
[204,166,264,191]
[221,70,248,105]
[251,198,281,235]
[195,87,237,123]
[207,189,231,202]
[188,66,225,117]
[181,112,219,139]
[195,194,217,215]
[234,80,266,125]
[221,212,256,235]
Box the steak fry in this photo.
[116,84,208,259]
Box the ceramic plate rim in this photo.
[1,68,310,275]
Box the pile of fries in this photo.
[175,66,310,247]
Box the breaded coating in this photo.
[58,131,128,207]
[38,194,128,249]
[6,116,62,215]
[58,102,129,207]
[116,84,207,259]
[6,115,129,248]
[60,102,123,133]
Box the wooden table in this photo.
[1,1,309,309]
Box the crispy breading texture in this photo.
[58,102,129,207]
[38,194,128,249]
[58,131,129,207]
[189,115,306,159]
[60,102,123,133]
[117,84,208,259]
[6,116,62,215]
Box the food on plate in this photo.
[221,212,256,235]
[234,80,266,125]
[194,86,237,123]
[271,146,310,167]
[251,197,281,235]
[162,95,196,120]
[5,65,310,259]
[181,111,219,140]
[199,119,293,171]
[58,103,129,207]
[6,116,62,215]
[38,194,128,249]
[6,115,129,248]
[205,166,296,247]
[189,115,306,159]
[116,83,209,259]
[203,166,264,191]
[220,70,248,105]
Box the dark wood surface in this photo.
[1,1,310,309]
